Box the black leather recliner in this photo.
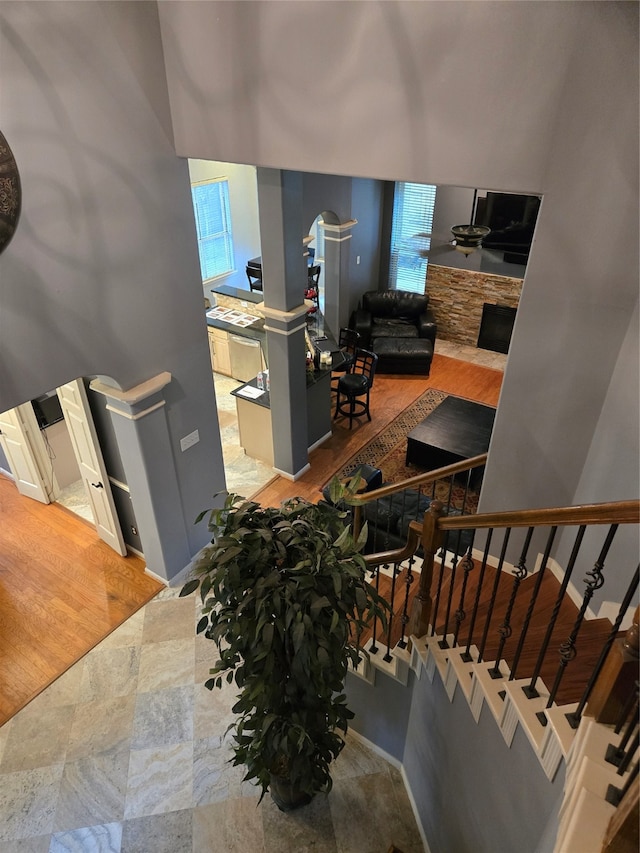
[351,290,437,375]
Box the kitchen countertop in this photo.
[206,297,344,377]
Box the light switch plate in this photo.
[180,429,200,452]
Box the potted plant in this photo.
[181,479,389,811]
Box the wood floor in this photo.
[0,475,163,726]
[0,353,501,727]
[253,353,503,507]
[373,561,614,707]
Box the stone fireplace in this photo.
[425,264,523,350]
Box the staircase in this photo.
[346,459,639,853]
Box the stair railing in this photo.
[347,455,487,658]
[357,495,639,730]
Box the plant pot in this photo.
[269,775,313,812]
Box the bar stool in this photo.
[334,349,378,429]
[331,328,360,392]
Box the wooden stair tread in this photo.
[361,558,614,706]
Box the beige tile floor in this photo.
[0,584,424,852]
[0,344,504,851]
[213,373,276,499]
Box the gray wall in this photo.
[0,1,226,570]
[301,173,385,324]
[2,1,637,572]
[158,0,639,544]
[403,672,564,853]
[346,667,564,853]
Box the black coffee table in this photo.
[406,396,496,475]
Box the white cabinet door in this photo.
[0,405,50,503]
[56,380,127,555]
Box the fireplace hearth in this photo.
[477,303,517,354]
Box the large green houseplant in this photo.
[181,479,389,810]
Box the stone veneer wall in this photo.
[426,264,523,347]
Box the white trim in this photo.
[308,431,332,453]
[105,399,166,421]
[143,565,168,586]
[546,556,597,619]
[400,764,433,853]
[90,372,172,404]
[272,462,311,481]
[347,727,402,771]
[318,218,358,233]
[108,476,129,492]
[126,544,145,559]
[324,233,352,243]
[597,599,635,630]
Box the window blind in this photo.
[191,179,234,282]
[388,182,437,293]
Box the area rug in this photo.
[330,389,480,511]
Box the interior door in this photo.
[0,405,50,503]
[56,379,127,555]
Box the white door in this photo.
[0,405,50,503]
[56,379,127,555]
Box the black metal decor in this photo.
[0,131,21,255]
[463,529,494,663]
[490,527,534,679]
[567,563,639,728]
[549,526,618,723]
[510,526,558,684]
[397,553,416,650]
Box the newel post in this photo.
[407,500,445,641]
[586,606,639,724]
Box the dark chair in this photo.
[305,264,321,304]
[334,348,378,429]
[246,265,263,293]
[351,289,437,374]
[331,327,360,392]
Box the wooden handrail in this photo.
[348,454,488,504]
[436,500,640,531]
[362,520,422,568]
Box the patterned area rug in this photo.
[335,388,448,482]
[332,389,480,511]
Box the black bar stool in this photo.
[333,349,378,429]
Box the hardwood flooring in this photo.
[372,561,613,707]
[0,474,163,725]
[0,353,501,726]
[253,353,503,507]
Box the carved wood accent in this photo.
[406,502,445,640]
[601,778,639,853]
[587,606,639,724]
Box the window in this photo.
[191,179,234,282]
[388,182,437,293]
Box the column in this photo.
[256,168,309,479]
[90,372,191,583]
[321,219,358,333]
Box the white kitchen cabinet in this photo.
[208,327,231,376]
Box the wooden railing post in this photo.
[586,606,639,724]
[406,500,445,641]
[601,776,639,853]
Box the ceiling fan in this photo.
[411,189,503,263]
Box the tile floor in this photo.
[212,373,276,499]
[0,343,503,851]
[0,584,424,853]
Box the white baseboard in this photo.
[273,462,311,481]
[346,727,434,850]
